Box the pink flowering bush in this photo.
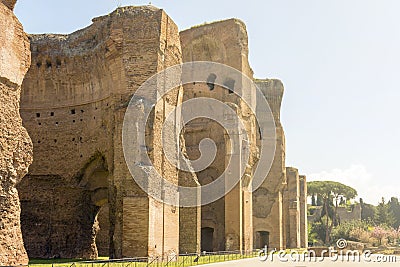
[387,227,400,245]
[371,226,388,245]
[370,226,400,246]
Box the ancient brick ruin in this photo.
[0,4,308,263]
[0,0,32,265]
[18,6,185,259]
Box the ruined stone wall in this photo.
[14,4,307,258]
[337,204,362,223]
[146,10,182,259]
[0,1,32,265]
[180,19,256,252]
[308,204,361,226]
[19,13,119,259]
[19,6,184,259]
[253,79,286,250]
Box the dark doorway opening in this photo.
[255,231,269,249]
[201,227,214,252]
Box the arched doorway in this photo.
[197,167,225,252]
[78,155,110,258]
[18,154,111,259]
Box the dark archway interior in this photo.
[255,231,269,249]
[201,227,214,252]
[18,155,110,259]
[79,156,110,258]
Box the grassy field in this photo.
[28,252,257,267]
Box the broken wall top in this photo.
[0,1,30,85]
[180,18,253,78]
[255,79,284,125]
[1,0,16,10]
[22,5,180,110]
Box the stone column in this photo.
[286,167,301,249]
[224,116,242,251]
[299,175,308,248]
[242,184,253,252]
[224,174,241,251]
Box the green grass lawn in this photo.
[28,253,257,267]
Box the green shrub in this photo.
[330,220,371,243]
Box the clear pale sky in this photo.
[14,0,400,204]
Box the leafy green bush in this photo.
[330,220,371,243]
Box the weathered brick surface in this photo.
[180,19,257,252]
[19,6,183,259]
[0,1,31,265]
[253,79,286,250]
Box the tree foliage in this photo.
[307,181,358,244]
[360,198,376,222]
[307,181,400,246]
[388,197,400,228]
[308,181,357,202]
[375,197,395,227]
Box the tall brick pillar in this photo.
[299,175,308,248]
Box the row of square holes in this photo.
[36,59,62,69]
[36,109,84,118]
[35,103,109,119]
[36,109,98,125]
